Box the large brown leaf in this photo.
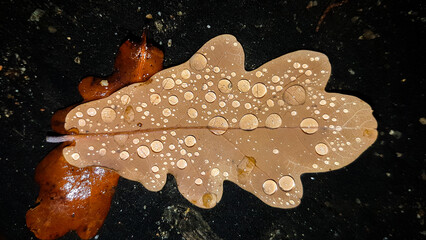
[59,35,377,209]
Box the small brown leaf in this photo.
[60,35,377,209]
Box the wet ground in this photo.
[0,0,425,239]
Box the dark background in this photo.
[0,0,425,239]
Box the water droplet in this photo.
[162,78,175,90]
[76,112,83,118]
[101,107,117,123]
[195,178,203,185]
[113,134,128,145]
[87,108,97,116]
[218,79,233,93]
[137,145,150,158]
[162,108,172,117]
[187,108,198,118]
[184,91,194,101]
[168,95,179,105]
[177,159,187,169]
[119,151,129,160]
[239,114,259,130]
[237,79,251,92]
[71,153,80,160]
[283,85,306,105]
[181,69,191,79]
[205,91,217,103]
[279,176,295,191]
[151,166,159,173]
[252,83,267,98]
[300,118,319,134]
[150,94,161,105]
[211,168,220,176]
[124,106,135,123]
[315,143,329,155]
[99,148,106,156]
[78,119,86,127]
[184,135,196,147]
[189,53,208,71]
[271,75,280,83]
[208,116,229,135]
[265,113,282,129]
[121,95,131,105]
[262,179,278,195]
[151,140,164,152]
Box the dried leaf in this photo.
[27,33,164,239]
[60,35,377,209]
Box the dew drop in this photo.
[279,176,295,191]
[208,116,229,135]
[265,113,282,129]
[101,107,117,123]
[300,118,319,134]
[283,85,306,105]
[218,79,233,93]
[252,83,267,98]
[189,53,208,71]
[150,94,161,105]
[137,145,150,158]
[162,78,175,90]
[315,143,329,155]
[262,180,278,195]
[237,79,251,92]
[184,135,196,147]
[239,114,259,130]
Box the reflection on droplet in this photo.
[137,146,150,158]
[218,79,233,93]
[101,107,117,123]
[262,179,278,195]
[252,83,267,98]
[205,91,217,103]
[300,118,319,134]
[283,85,306,105]
[238,79,251,92]
[315,143,329,155]
[184,135,196,147]
[150,94,161,105]
[208,116,229,135]
[162,78,175,90]
[239,114,259,130]
[151,140,164,152]
[189,53,208,71]
[265,113,282,129]
[187,108,198,118]
[279,175,295,191]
